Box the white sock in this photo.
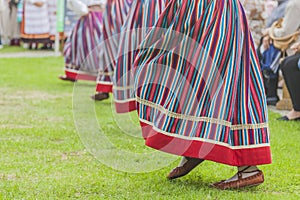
[238,166,258,172]
[178,157,188,167]
[224,166,259,183]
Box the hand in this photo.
[82,8,93,17]
[290,42,300,54]
[33,2,44,7]
[290,42,300,50]
[262,35,272,50]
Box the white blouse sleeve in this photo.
[0,0,5,12]
[67,0,89,17]
[25,0,47,4]
[273,1,300,37]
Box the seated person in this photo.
[265,0,290,28]
[260,0,300,105]
[278,42,300,121]
[263,0,300,51]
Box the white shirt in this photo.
[24,0,49,34]
[273,0,300,37]
[0,0,6,12]
[67,0,106,17]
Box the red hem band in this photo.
[115,100,137,113]
[65,70,97,81]
[140,121,272,166]
[96,83,113,93]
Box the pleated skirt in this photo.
[133,0,271,166]
[113,0,169,113]
[96,0,133,92]
[63,11,103,81]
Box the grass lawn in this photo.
[0,56,299,199]
[0,45,30,53]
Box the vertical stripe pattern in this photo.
[113,0,169,113]
[96,0,133,92]
[133,0,271,166]
[64,11,104,76]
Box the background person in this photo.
[59,0,107,82]
[265,0,289,28]
[42,0,58,50]
[8,0,21,46]
[0,0,10,45]
[21,0,50,49]
[92,0,133,101]
[263,0,300,51]
[278,44,300,121]
[0,0,5,48]
[259,0,300,105]
[113,0,169,113]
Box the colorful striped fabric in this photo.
[96,0,133,93]
[133,0,271,166]
[64,11,104,81]
[113,0,169,113]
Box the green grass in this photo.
[0,57,299,199]
[0,44,61,53]
[0,45,30,53]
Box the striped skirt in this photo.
[113,0,169,113]
[96,0,133,93]
[133,0,271,166]
[63,11,103,81]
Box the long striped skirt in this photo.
[63,11,103,81]
[95,0,133,93]
[113,0,169,113]
[133,0,272,166]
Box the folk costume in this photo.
[60,0,106,82]
[133,0,271,189]
[113,0,170,112]
[21,0,50,47]
[92,0,133,100]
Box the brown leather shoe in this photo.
[167,157,204,180]
[91,92,109,101]
[58,75,77,82]
[212,170,264,190]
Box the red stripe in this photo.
[115,100,137,113]
[140,121,272,166]
[65,70,97,81]
[96,83,113,93]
